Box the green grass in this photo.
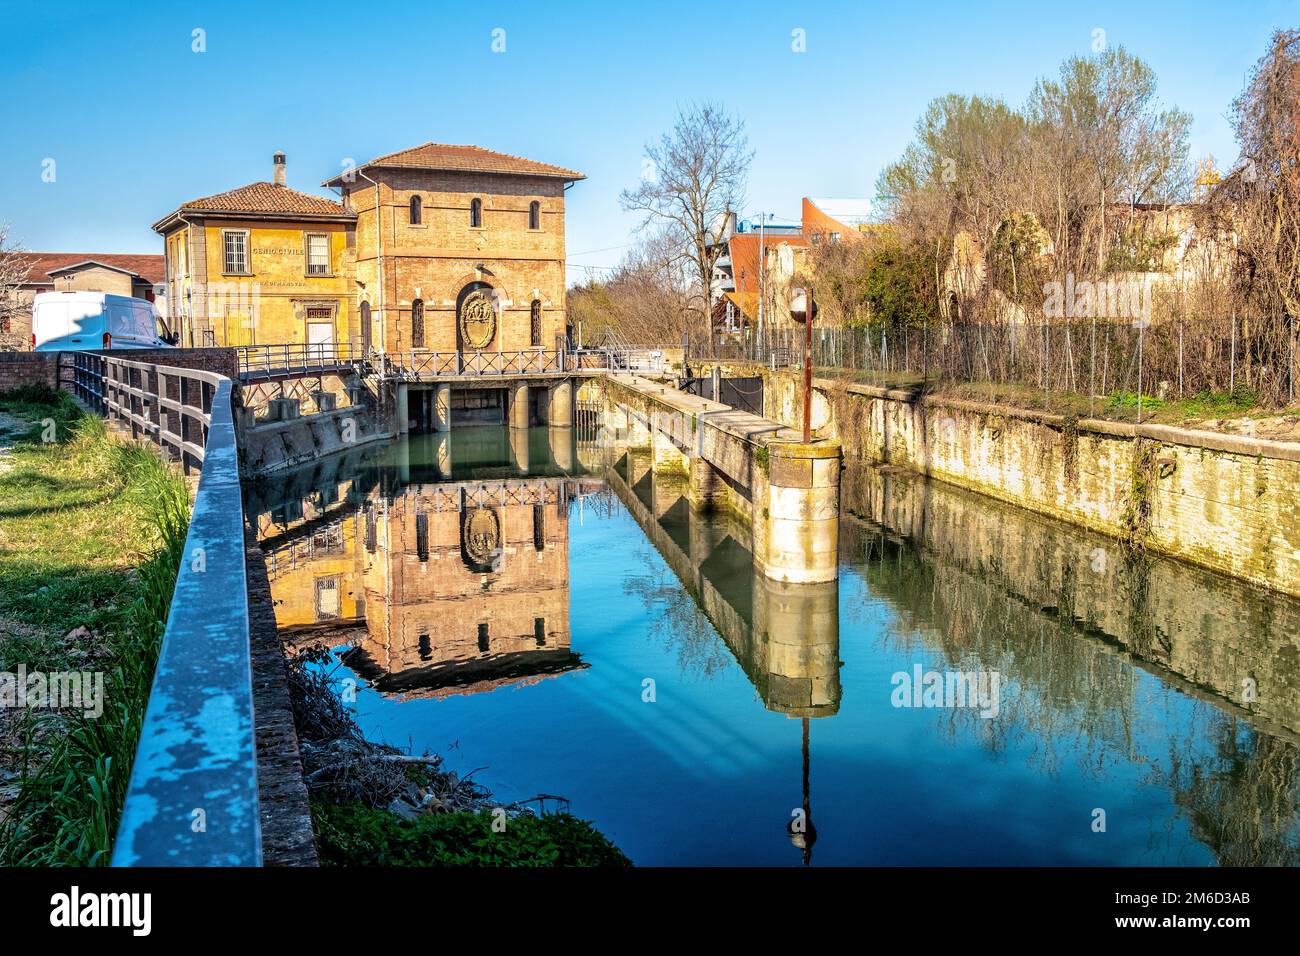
[0,384,189,865]
[312,802,632,867]
[1106,391,1167,412]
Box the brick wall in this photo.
[349,169,569,355]
[0,351,58,392]
[102,347,239,380]
[2,347,237,398]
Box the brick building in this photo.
[154,144,584,353]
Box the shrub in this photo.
[312,803,632,868]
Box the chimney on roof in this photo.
[273,151,286,187]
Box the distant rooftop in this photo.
[4,251,166,286]
[808,197,875,226]
[737,215,801,233]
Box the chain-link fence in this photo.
[688,316,1298,414]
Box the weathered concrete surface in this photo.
[112,378,260,866]
[238,405,390,478]
[695,361,1300,599]
[602,374,842,584]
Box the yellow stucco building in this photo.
[153,152,357,349]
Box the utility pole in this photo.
[803,284,814,443]
[757,212,766,356]
[792,283,816,443]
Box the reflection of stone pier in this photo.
[609,451,841,717]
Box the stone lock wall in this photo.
[602,374,842,584]
[840,463,1300,740]
[694,361,1300,599]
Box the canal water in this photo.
[247,425,1300,866]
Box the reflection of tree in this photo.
[624,550,731,678]
[852,474,1300,864]
[861,532,1145,777]
[1161,715,1300,866]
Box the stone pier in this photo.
[602,375,841,584]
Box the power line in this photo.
[568,241,635,258]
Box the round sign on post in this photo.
[790,287,818,324]
[790,285,816,443]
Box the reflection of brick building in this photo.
[346,479,584,697]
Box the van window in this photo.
[109,303,134,335]
[133,303,157,338]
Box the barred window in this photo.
[223,230,249,274]
[529,200,540,230]
[305,233,330,275]
[411,298,425,348]
[470,197,482,228]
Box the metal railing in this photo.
[236,342,366,380]
[67,352,223,475]
[64,352,261,866]
[232,343,628,382]
[378,347,612,379]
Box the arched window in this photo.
[409,195,422,225]
[360,300,372,353]
[529,200,540,230]
[530,299,542,347]
[470,197,482,228]
[411,298,425,348]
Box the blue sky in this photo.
[1,0,1295,285]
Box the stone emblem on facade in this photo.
[459,289,497,350]
[462,506,501,571]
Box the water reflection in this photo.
[839,465,1300,866]
[609,449,841,718]
[246,427,602,699]
[246,425,1300,865]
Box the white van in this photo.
[32,291,176,351]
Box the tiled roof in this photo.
[324,142,584,185]
[720,290,761,321]
[4,252,166,286]
[178,181,350,216]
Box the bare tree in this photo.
[1212,29,1300,403]
[620,103,752,340]
[0,223,32,351]
[569,227,696,343]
